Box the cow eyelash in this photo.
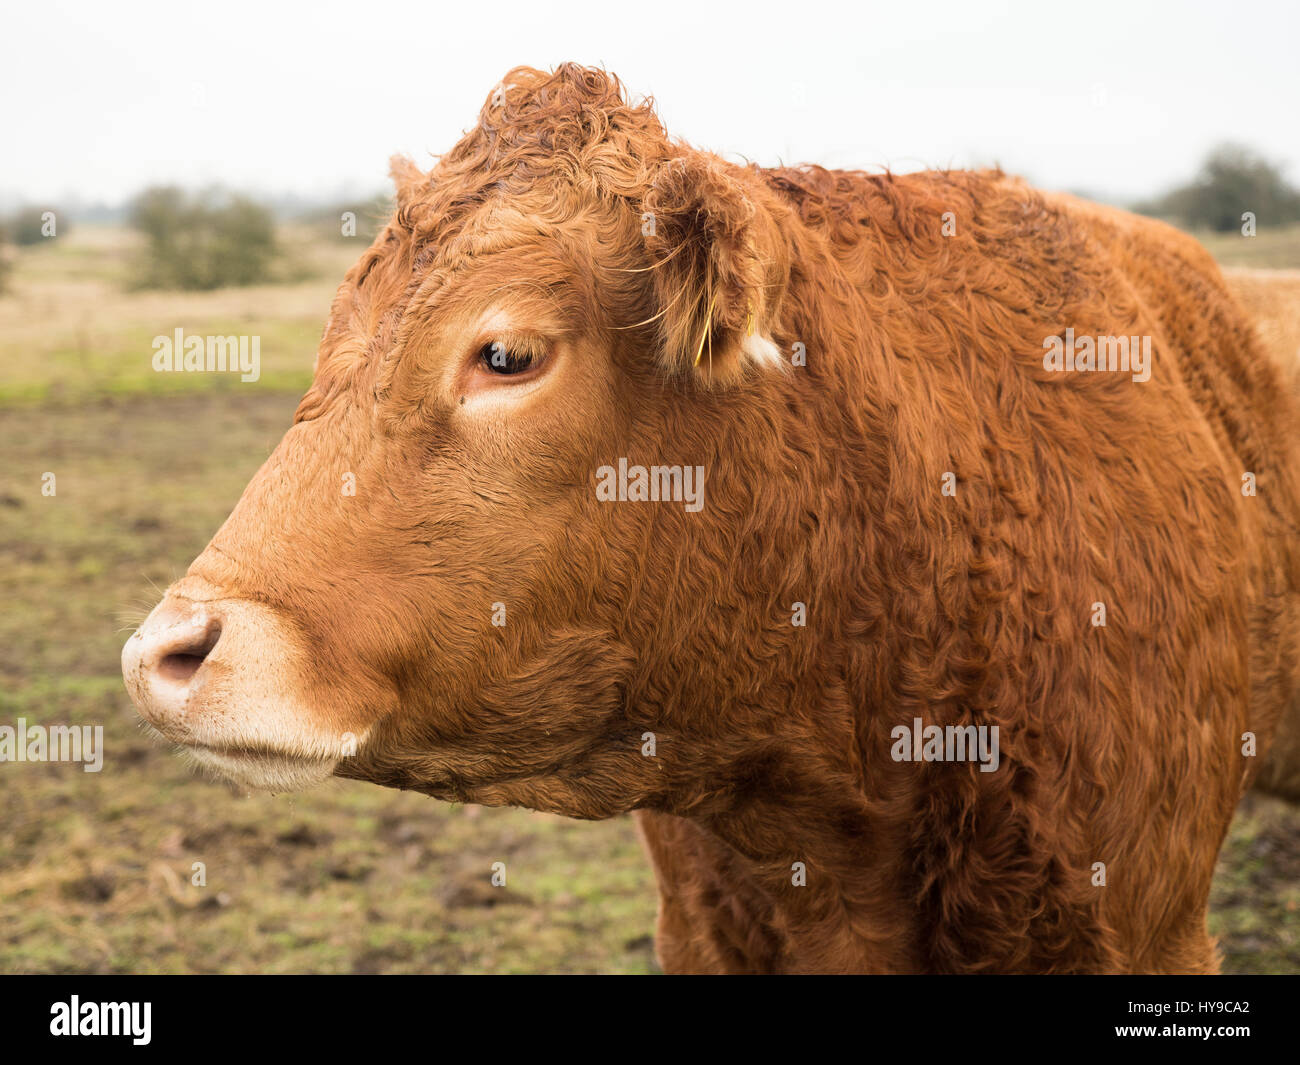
[476,336,547,377]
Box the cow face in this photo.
[122,65,793,817]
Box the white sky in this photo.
[4,0,1297,207]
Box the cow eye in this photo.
[478,341,536,375]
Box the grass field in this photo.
[1,223,1298,973]
[1187,225,1300,270]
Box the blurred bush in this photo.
[1135,143,1300,232]
[8,205,67,245]
[0,221,11,295]
[128,186,278,290]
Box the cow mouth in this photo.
[184,741,321,761]
[172,740,339,793]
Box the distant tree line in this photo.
[0,188,395,295]
[8,142,1290,298]
[1134,143,1300,232]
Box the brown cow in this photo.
[122,64,1300,974]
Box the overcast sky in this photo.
[5,0,1297,209]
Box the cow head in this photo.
[123,64,808,819]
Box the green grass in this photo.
[1186,224,1300,270]
[1209,795,1300,974]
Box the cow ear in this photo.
[640,153,789,386]
[389,154,425,208]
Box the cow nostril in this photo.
[158,652,207,683]
[155,621,221,685]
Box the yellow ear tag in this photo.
[694,293,719,367]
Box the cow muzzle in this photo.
[122,581,360,792]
